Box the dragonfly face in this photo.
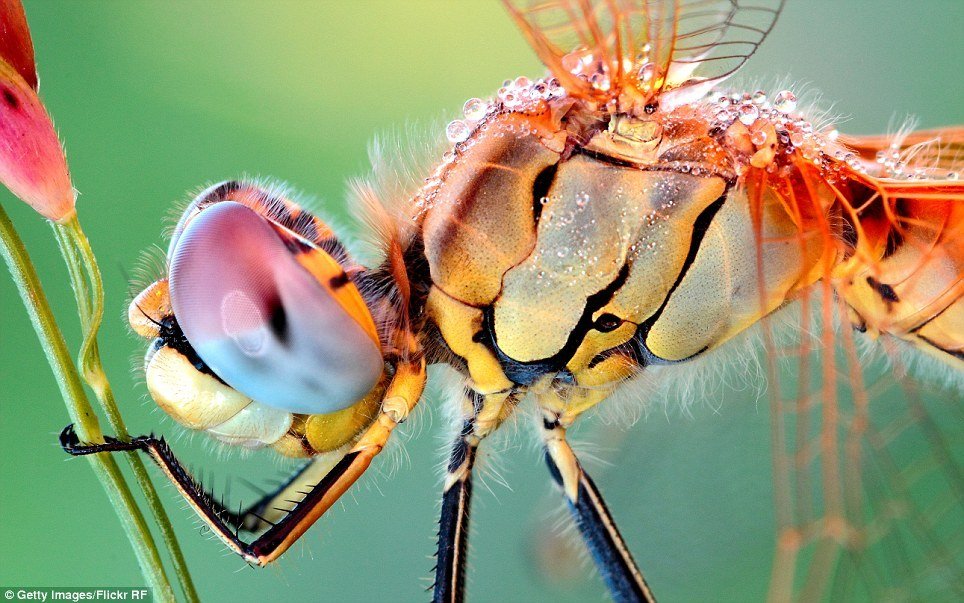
[61,1,962,600]
[129,182,388,454]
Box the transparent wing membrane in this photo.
[842,126,964,179]
[764,288,963,601]
[503,0,785,100]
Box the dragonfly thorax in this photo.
[419,110,824,400]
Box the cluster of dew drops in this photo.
[710,89,960,182]
[706,88,859,176]
[420,70,960,213]
[874,143,960,181]
[415,76,568,212]
[445,75,566,145]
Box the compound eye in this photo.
[168,201,383,414]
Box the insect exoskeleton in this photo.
[421,84,826,420]
[128,181,388,457]
[54,1,963,599]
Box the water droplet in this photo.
[751,90,767,105]
[947,172,959,181]
[637,62,656,83]
[773,90,797,113]
[562,48,588,74]
[575,192,590,208]
[751,130,767,146]
[738,104,759,125]
[789,131,804,146]
[446,120,471,143]
[514,76,531,88]
[462,98,487,121]
[589,72,610,91]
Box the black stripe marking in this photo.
[2,87,19,110]
[281,234,314,255]
[482,264,631,385]
[531,162,558,224]
[328,271,350,290]
[632,193,728,363]
[866,276,899,303]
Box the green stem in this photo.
[55,216,199,603]
[0,202,175,602]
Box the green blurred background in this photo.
[1,1,961,601]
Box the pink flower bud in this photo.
[0,0,37,90]
[0,58,74,221]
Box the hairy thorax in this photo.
[414,93,827,421]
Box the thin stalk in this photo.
[54,216,199,603]
[0,202,175,602]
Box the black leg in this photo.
[209,459,329,534]
[432,418,478,603]
[61,422,382,566]
[60,336,426,566]
[542,419,656,603]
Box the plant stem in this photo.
[0,202,176,603]
[54,216,199,603]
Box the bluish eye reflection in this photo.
[168,202,383,414]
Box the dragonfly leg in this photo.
[432,388,520,603]
[541,415,657,603]
[60,357,426,567]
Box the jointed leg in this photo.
[225,458,344,533]
[541,414,656,603]
[433,416,477,603]
[61,358,426,567]
[172,458,340,534]
[432,388,519,603]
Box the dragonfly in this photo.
[61,1,963,601]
